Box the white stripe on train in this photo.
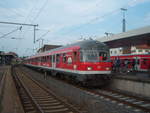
[26,64,111,75]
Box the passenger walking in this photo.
[134,58,139,71]
[112,58,117,72]
[116,57,121,73]
[113,58,118,72]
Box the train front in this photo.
[77,40,112,86]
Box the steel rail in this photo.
[14,67,83,113]
[20,66,150,113]
[91,90,150,113]
[14,69,44,113]
[0,69,7,98]
[19,68,83,113]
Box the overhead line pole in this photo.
[0,21,38,43]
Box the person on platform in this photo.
[116,57,121,73]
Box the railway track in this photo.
[90,89,150,113]
[21,66,150,113]
[12,67,83,113]
[0,68,7,98]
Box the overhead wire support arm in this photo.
[0,21,38,27]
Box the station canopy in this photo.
[97,26,150,48]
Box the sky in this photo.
[0,0,150,56]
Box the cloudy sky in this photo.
[0,0,150,56]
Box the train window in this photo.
[40,57,42,62]
[145,50,149,52]
[52,55,55,63]
[49,56,52,62]
[43,57,46,62]
[80,50,99,62]
[56,54,60,63]
[44,56,46,62]
[63,53,67,63]
[138,50,142,52]
[67,57,72,64]
[99,52,108,61]
[142,59,147,64]
[73,52,77,62]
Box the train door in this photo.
[52,54,56,68]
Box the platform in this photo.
[111,71,150,98]
[0,66,24,113]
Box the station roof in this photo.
[98,26,150,42]
[97,26,150,48]
[0,52,18,57]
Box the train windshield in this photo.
[80,50,108,62]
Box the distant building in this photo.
[37,44,61,53]
[0,52,18,65]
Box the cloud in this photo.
[0,0,149,56]
[144,12,150,24]
[128,0,150,7]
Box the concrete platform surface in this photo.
[1,66,24,113]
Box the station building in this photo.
[97,26,150,56]
[0,51,18,65]
[37,44,61,53]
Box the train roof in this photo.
[47,39,107,51]
[27,40,108,59]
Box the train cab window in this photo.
[80,50,99,62]
[99,52,108,61]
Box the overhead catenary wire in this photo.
[24,0,40,24]
[0,1,24,17]
[0,26,22,39]
[31,0,48,23]
[63,1,132,35]
[36,30,50,42]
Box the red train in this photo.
[24,40,112,86]
[111,54,150,72]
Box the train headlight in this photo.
[106,67,110,70]
[87,67,92,70]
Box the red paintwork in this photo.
[25,45,112,73]
[111,54,150,71]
